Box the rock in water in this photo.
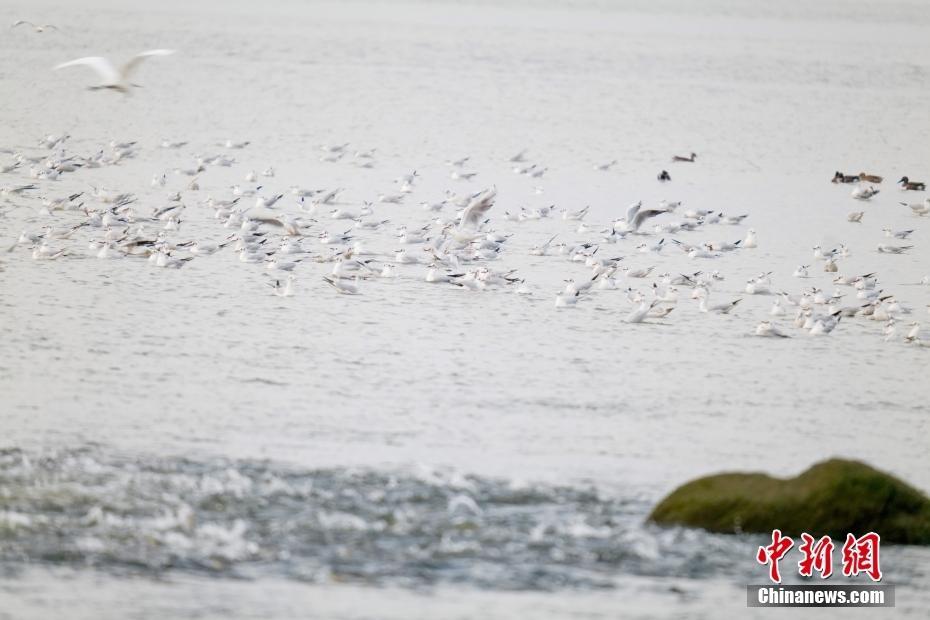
[649,459,930,544]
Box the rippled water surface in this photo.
[1,0,929,617]
[0,447,746,588]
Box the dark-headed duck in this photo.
[832,171,859,184]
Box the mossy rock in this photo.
[649,459,930,544]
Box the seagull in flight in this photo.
[54,49,175,94]
[452,188,496,243]
[11,20,58,33]
[620,201,668,232]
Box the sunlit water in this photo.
[1,0,929,617]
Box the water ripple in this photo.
[0,446,752,590]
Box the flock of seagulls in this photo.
[1,40,927,347]
[3,131,927,347]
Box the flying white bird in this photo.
[54,49,175,94]
[12,20,58,33]
[619,201,668,233]
[452,188,496,243]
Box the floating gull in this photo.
[883,227,914,239]
[554,291,579,308]
[877,244,913,254]
[626,298,658,323]
[900,200,930,216]
[755,321,789,338]
[851,185,879,200]
[695,288,741,314]
[269,275,296,297]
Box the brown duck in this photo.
[858,172,883,183]
[898,176,926,191]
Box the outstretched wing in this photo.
[625,200,642,223]
[11,20,34,29]
[458,187,497,231]
[54,56,120,84]
[121,49,175,81]
[631,208,667,231]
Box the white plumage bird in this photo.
[12,20,58,33]
[54,49,175,94]
[452,188,496,243]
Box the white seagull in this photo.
[452,188,496,243]
[755,321,789,338]
[877,244,912,254]
[12,20,58,33]
[882,227,914,239]
[322,275,359,294]
[696,289,741,314]
[54,49,175,94]
[626,298,658,323]
[269,275,296,297]
[851,186,879,200]
[621,201,668,233]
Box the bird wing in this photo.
[631,208,667,231]
[625,201,642,223]
[11,20,33,29]
[55,56,120,84]
[121,49,175,81]
[458,188,497,231]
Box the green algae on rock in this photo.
[649,459,930,544]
